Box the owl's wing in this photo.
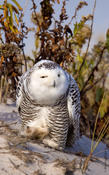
[16,76,23,109]
[16,71,28,109]
[67,74,81,145]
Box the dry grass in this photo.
[0,75,9,103]
[82,91,109,174]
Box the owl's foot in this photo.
[21,126,49,140]
[43,138,64,151]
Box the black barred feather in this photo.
[16,60,81,150]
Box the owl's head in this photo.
[27,60,70,105]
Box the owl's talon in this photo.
[43,138,64,150]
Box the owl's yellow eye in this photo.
[40,75,48,78]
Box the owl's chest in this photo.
[36,105,69,132]
[36,107,50,120]
[33,105,69,122]
[20,94,69,127]
[28,104,69,125]
[26,106,50,129]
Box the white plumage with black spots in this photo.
[16,60,81,150]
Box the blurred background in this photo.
[15,0,109,58]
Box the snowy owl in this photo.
[16,60,81,150]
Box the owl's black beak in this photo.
[53,80,56,88]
